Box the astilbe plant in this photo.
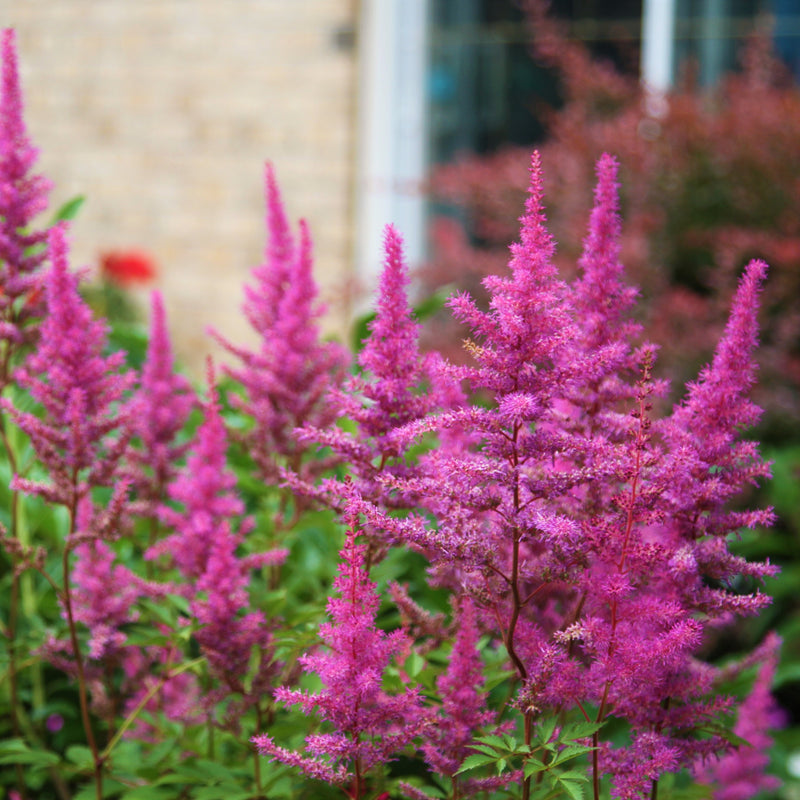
[253,516,426,799]
[0,26,785,798]
[3,224,139,796]
[125,290,195,524]
[339,152,780,800]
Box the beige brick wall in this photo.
[6,0,359,375]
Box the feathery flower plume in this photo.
[0,28,52,367]
[8,224,134,514]
[696,633,783,799]
[151,364,286,703]
[297,224,463,523]
[126,290,195,518]
[400,597,513,799]
[253,519,425,797]
[148,362,246,579]
[211,163,348,488]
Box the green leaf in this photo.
[66,744,94,770]
[495,757,507,775]
[536,717,558,744]
[474,734,508,751]
[470,744,502,757]
[523,758,549,778]
[558,769,590,782]
[455,753,498,774]
[559,721,603,741]
[51,194,86,223]
[550,743,595,767]
[557,777,586,800]
[0,739,60,769]
[190,789,253,800]
[404,650,426,678]
[501,733,518,750]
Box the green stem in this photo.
[101,656,204,760]
[62,496,103,800]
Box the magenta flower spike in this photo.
[191,527,279,693]
[357,224,426,433]
[696,633,783,799]
[0,29,51,279]
[149,363,245,580]
[348,152,782,797]
[295,224,463,521]
[127,290,195,516]
[573,154,639,350]
[253,522,425,795]
[415,596,514,798]
[8,224,134,513]
[210,163,348,485]
[70,538,142,661]
[243,162,295,337]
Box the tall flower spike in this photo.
[242,162,295,336]
[0,28,52,369]
[8,224,134,511]
[663,260,776,579]
[0,28,50,275]
[696,633,783,799]
[148,361,246,581]
[126,290,195,518]
[411,596,514,798]
[210,164,348,486]
[253,522,425,795]
[572,153,640,355]
[298,224,462,503]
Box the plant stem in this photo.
[62,497,103,800]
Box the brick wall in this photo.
[7,0,359,374]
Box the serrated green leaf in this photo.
[455,753,498,774]
[523,758,549,778]
[495,757,507,775]
[536,717,558,744]
[558,769,590,782]
[550,744,594,766]
[474,734,508,750]
[558,777,585,800]
[470,744,501,757]
[501,733,518,750]
[559,721,603,741]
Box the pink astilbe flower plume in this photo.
[149,364,286,715]
[253,518,425,797]
[399,597,514,799]
[696,632,784,799]
[0,28,52,369]
[210,163,348,490]
[7,224,135,515]
[149,361,253,580]
[126,290,195,518]
[297,224,463,522]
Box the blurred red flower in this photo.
[100,249,157,287]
